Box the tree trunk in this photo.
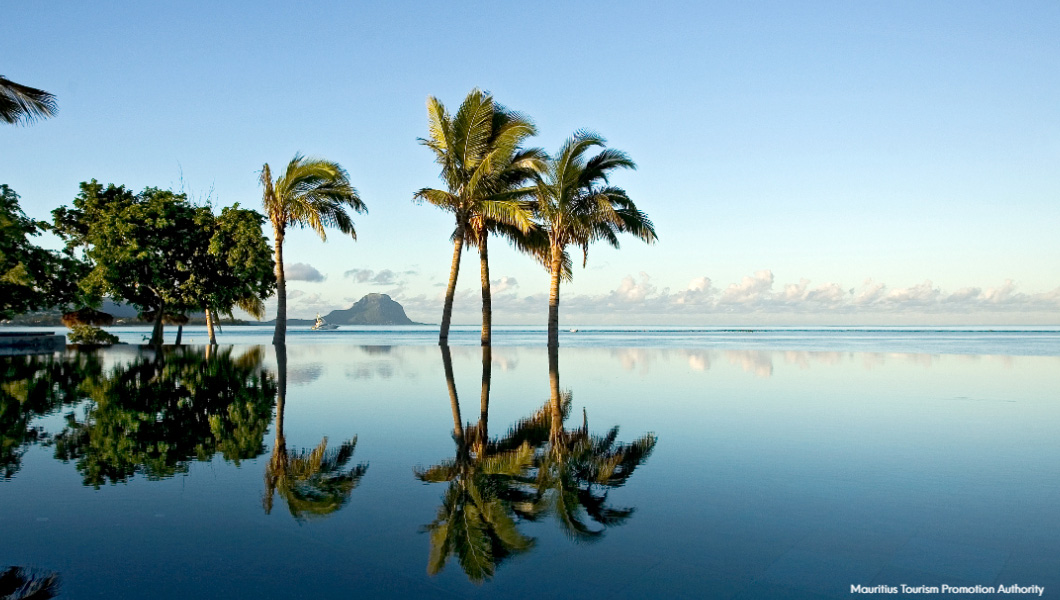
[479,232,491,347]
[206,307,217,345]
[477,345,491,456]
[149,301,165,347]
[272,225,286,346]
[174,325,183,346]
[547,247,563,349]
[439,222,465,346]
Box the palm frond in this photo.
[0,75,58,125]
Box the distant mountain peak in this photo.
[324,294,421,325]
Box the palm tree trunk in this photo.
[206,307,217,345]
[547,247,563,349]
[175,325,183,346]
[479,232,491,346]
[439,222,465,346]
[149,300,165,347]
[272,226,286,346]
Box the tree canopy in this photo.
[1,185,86,320]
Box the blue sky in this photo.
[4,1,1058,324]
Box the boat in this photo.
[310,314,339,331]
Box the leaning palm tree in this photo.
[415,89,543,346]
[532,132,657,347]
[0,75,57,125]
[261,154,366,345]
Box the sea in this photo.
[1,326,1058,598]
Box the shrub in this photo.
[68,325,120,345]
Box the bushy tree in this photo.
[0,185,86,320]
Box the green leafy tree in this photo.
[415,89,544,346]
[185,205,276,344]
[1,185,86,319]
[51,182,206,345]
[260,155,365,345]
[531,132,657,347]
[0,74,57,125]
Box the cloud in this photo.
[491,276,518,294]
[344,268,407,286]
[719,270,774,305]
[286,262,326,282]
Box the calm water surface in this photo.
[2,334,1059,598]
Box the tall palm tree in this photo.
[532,132,657,347]
[261,154,365,345]
[0,75,57,125]
[415,89,543,346]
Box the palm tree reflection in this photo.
[263,344,368,522]
[416,346,536,583]
[418,345,656,582]
[0,566,61,600]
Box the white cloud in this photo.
[286,262,326,282]
[719,270,774,305]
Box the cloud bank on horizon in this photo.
[278,267,1059,325]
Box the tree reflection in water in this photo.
[0,566,61,600]
[1,351,103,479]
[50,346,277,487]
[2,347,276,487]
[418,345,656,583]
[263,343,368,522]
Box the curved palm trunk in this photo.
[479,233,491,346]
[205,308,218,345]
[272,226,286,346]
[547,247,563,349]
[439,222,465,346]
[149,300,165,347]
[174,325,183,346]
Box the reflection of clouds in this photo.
[686,351,710,372]
[492,352,518,372]
[360,346,393,355]
[725,350,774,378]
[344,363,395,380]
[610,348,659,374]
[288,363,324,385]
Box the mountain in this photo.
[323,294,422,325]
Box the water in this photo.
[2,332,1059,598]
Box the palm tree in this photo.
[261,154,365,345]
[0,75,57,125]
[532,132,657,347]
[415,89,543,346]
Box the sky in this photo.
[3,0,1059,325]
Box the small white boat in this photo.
[311,314,339,331]
[569,328,579,333]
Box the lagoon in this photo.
[2,330,1059,598]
